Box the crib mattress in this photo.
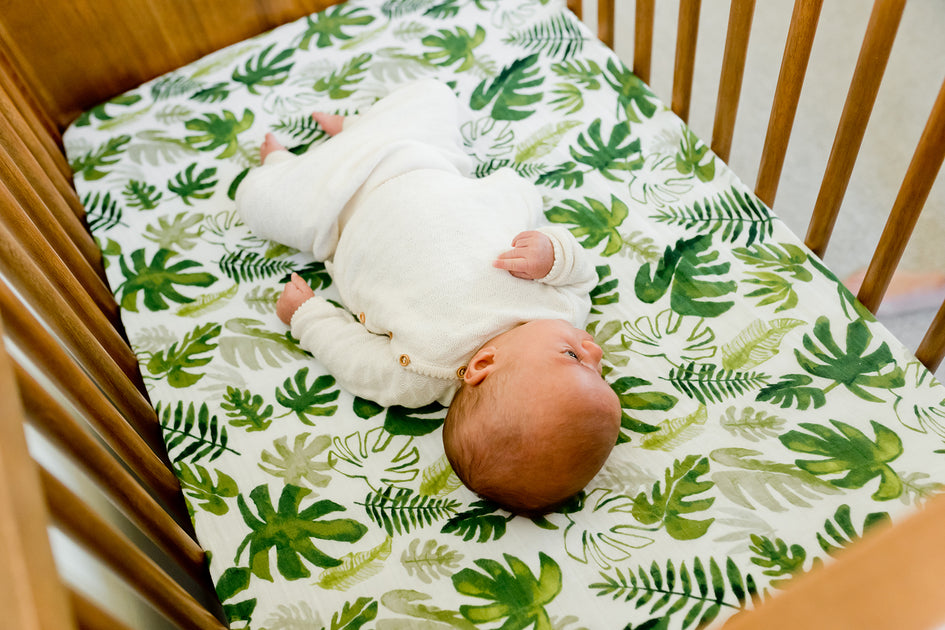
[64,1,945,628]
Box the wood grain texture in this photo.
[711,0,755,162]
[0,0,343,129]
[671,0,702,123]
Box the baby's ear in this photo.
[464,347,496,386]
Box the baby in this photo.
[236,80,621,513]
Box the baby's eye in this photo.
[565,349,579,360]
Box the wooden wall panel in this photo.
[0,0,340,129]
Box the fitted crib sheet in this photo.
[64,1,945,628]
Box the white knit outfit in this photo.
[236,80,597,408]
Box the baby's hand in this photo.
[277,273,316,325]
[493,230,555,280]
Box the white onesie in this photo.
[236,80,597,408]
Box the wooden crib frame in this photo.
[1,1,943,628]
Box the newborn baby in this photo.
[236,80,621,513]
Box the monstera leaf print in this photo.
[470,53,544,121]
[298,4,375,49]
[236,484,368,581]
[184,109,254,159]
[635,234,736,318]
[452,552,562,630]
[422,25,486,72]
[545,194,629,255]
[779,419,904,501]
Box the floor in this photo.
[594,0,945,380]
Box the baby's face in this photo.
[492,319,622,433]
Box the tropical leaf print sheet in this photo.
[64,1,945,628]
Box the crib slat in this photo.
[0,280,187,519]
[70,589,136,630]
[40,469,228,630]
[0,86,82,215]
[711,0,756,163]
[15,364,207,583]
[754,0,823,207]
[0,41,61,148]
[634,0,655,84]
[857,75,945,313]
[0,317,78,630]
[805,0,905,258]
[671,0,702,123]
[0,117,102,270]
[567,0,582,20]
[0,209,151,408]
[598,0,615,49]
[916,300,945,372]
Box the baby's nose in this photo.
[582,338,604,367]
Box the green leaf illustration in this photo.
[779,419,904,500]
[470,53,544,121]
[665,362,769,405]
[441,499,513,543]
[718,406,786,442]
[422,25,485,71]
[184,109,254,159]
[123,179,163,210]
[795,317,906,402]
[570,119,643,182]
[218,317,309,369]
[504,13,585,58]
[145,212,206,250]
[299,4,375,49]
[675,126,716,182]
[545,194,629,255]
[514,120,582,163]
[816,503,891,556]
[73,93,142,127]
[721,318,805,370]
[324,597,378,630]
[82,191,122,232]
[167,163,218,204]
[652,187,773,247]
[631,454,715,540]
[221,386,274,432]
[329,427,420,489]
[232,44,294,94]
[157,400,238,463]
[176,283,238,317]
[316,537,392,591]
[756,373,827,410]
[639,405,708,451]
[235,484,368,580]
[146,322,221,387]
[564,489,654,569]
[603,57,659,122]
[419,455,463,497]
[709,447,841,512]
[176,462,238,515]
[258,433,333,488]
[70,135,131,180]
[591,556,756,628]
[314,53,372,99]
[748,534,807,587]
[219,249,296,283]
[118,248,217,312]
[635,234,737,317]
[275,368,340,422]
[400,539,464,584]
[359,486,461,536]
[452,552,562,630]
[611,375,672,445]
[351,397,446,436]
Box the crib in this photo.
[2,0,944,628]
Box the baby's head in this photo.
[443,319,622,514]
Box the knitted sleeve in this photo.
[289,296,453,408]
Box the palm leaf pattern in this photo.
[63,1,945,628]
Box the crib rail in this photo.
[0,1,943,629]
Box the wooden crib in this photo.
[1,0,943,628]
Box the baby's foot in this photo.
[312,111,345,136]
[260,132,286,162]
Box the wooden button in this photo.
[358,312,366,323]
[398,354,410,366]
[456,366,467,378]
